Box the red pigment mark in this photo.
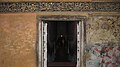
[106,53,112,58]
[105,60,112,65]
[95,48,101,52]
[117,47,120,51]
[106,47,112,52]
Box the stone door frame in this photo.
[37,15,86,67]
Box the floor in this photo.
[48,62,76,67]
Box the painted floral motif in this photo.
[86,44,120,67]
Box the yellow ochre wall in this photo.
[0,13,37,67]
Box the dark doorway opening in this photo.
[46,21,77,67]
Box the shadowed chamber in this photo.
[47,21,77,67]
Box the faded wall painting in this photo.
[85,15,120,67]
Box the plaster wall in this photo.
[0,12,119,67]
[85,14,120,67]
[0,13,37,67]
[0,1,119,67]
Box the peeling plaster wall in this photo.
[87,15,120,44]
[85,15,120,67]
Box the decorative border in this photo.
[0,2,120,12]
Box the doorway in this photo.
[47,21,77,67]
[38,15,85,67]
